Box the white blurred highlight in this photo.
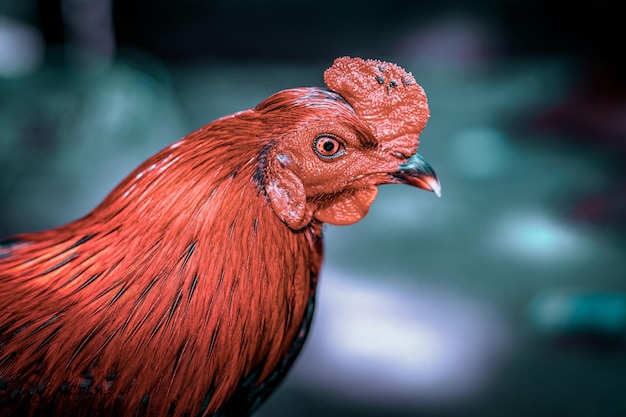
[0,16,44,78]
[290,269,511,407]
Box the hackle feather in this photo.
[0,100,324,416]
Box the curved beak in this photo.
[391,153,441,197]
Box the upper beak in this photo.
[391,153,441,197]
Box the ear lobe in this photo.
[265,168,312,230]
[314,187,378,225]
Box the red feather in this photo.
[1,102,323,416]
[0,57,437,417]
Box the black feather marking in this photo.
[183,273,199,318]
[79,372,93,390]
[253,143,272,193]
[188,274,199,302]
[99,331,118,354]
[207,328,219,357]
[106,259,123,275]
[69,234,95,249]
[121,292,158,336]
[217,268,225,289]
[26,315,60,338]
[108,284,128,306]
[37,253,78,277]
[199,388,215,415]
[59,382,70,394]
[36,325,62,350]
[168,401,177,415]
[181,241,197,270]
[101,224,121,237]
[90,282,124,304]
[66,325,105,369]
[170,339,188,377]
[253,218,258,234]
[166,289,183,325]
[137,275,161,302]
[0,236,23,247]
[226,279,237,306]
[61,268,88,288]
[240,369,260,388]
[0,349,15,367]
[227,220,236,242]
[146,315,166,343]
[123,301,158,342]
[0,237,27,258]
[284,292,293,328]
[73,272,103,293]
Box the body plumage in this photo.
[0,58,439,416]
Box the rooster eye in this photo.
[314,135,345,159]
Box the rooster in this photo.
[0,57,440,417]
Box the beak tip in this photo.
[420,175,441,198]
[433,183,442,198]
[428,176,442,198]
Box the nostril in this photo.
[392,151,408,160]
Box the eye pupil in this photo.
[323,140,335,152]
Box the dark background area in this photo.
[1,1,625,416]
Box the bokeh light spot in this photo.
[291,269,511,407]
[490,211,589,260]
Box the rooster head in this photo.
[255,57,440,230]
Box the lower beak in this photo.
[391,153,441,197]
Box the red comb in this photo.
[324,57,429,150]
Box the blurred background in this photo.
[1,0,625,416]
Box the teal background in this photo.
[1,1,625,416]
